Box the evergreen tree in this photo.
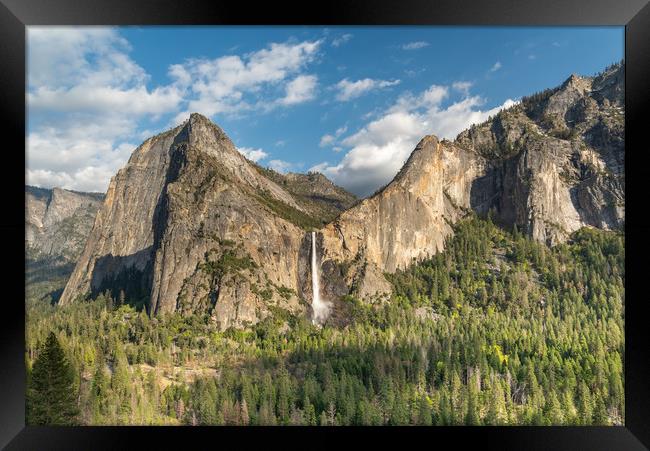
[27,332,79,425]
[240,398,250,425]
[25,216,625,426]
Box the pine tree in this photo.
[465,382,480,425]
[90,358,109,423]
[240,398,250,425]
[486,380,507,425]
[27,332,79,425]
[417,395,433,425]
[303,396,317,426]
[319,410,328,426]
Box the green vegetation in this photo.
[200,249,258,278]
[27,332,79,425]
[26,216,624,425]
[252,165,357,226]
[26,258,73,305]
[254,189,323,230]
[521,87,560,119]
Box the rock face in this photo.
[254,168,358,225]
[314,63,624,301]
[26,186,104,264]
[58,63,624,328]
[58,113,355,329]
[456,62,624,244]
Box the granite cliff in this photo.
[26,186,104,265]
[58,114,356,329]
[313,63,624,304]
[59,63,624,328]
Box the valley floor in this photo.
[25,216,624,426]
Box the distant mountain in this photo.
[455,62,624,240]
[318,62,624,302]
[26,186,104,303]
[58,114,356,329]
[26,186,104,264]
[253,166,357,225]
[58,63,624,329]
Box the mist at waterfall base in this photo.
[311,231,331,325]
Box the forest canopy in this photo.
[25,216,624,426]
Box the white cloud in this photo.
[332,33,353,47]
[334,78,401,101]
[489,61,502,72]
[452,81,473,96]
[402,41,429,50]
[279,74,318,105]
[27,125,136,192]
[27,29,323,192]
[237,147,268,162]
[309,161,331,173]
[26,27,182,192]
[27,28,141,89]
[268,159,295,173]
[173,39,323,122]
[319,134,336,147]
[29,85,183,116]
[319,125,347,147]
[314,84,517,196]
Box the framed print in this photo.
[1,0,649,449]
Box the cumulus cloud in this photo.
[26,123,136,192]
[279,74,318,105]
[319,125,347,147]
[319,135,336,147]
[172,39,322,122]
[334,78,400,101]
[27,28,322,192]
[452,81,473,96]
[237,147,268,162]
[331,33,353,47]
[402,41,429,50]
[29,85,183,116]
[268,159,295,173]
[489,61,502,72]
[28,27,141,89]
[26,27,182,192]
[313,84,517,196]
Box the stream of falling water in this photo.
[311,231,329,324]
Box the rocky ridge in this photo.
[58,114,355,329]
[26,186,104,264]
[253,167,358,226]
[314,63,624,303]
[58,63,625,328]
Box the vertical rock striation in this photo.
[59,63,624,328]
[26,186,104,264]
[59,113,355,329]
[316,63,624,301]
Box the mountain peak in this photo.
[178,112,228,142]
[391,134,440,186]
[189,112,209,120]
[560,72,590,93]
[187,112,214,127]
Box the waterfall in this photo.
[311,231,329,324]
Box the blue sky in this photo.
[26,26,623,196]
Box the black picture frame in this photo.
[2,0,648,449]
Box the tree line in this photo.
[26,215,624,426]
